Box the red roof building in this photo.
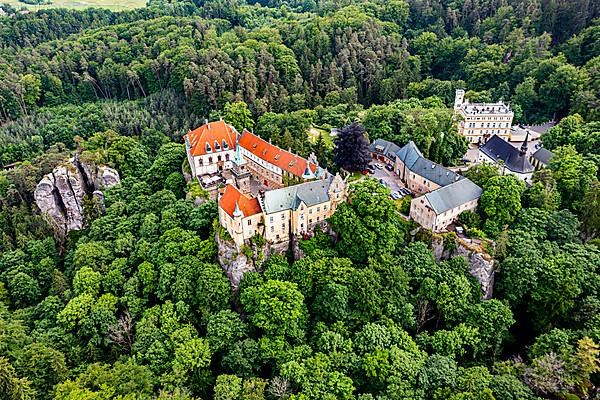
[219,184,262,218]
[185,120,238,157]
[238,129,317,178]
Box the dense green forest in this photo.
[0,0,600,399]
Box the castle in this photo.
[184,120,348,248]
[454,89,514,144]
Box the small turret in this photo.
[233,201,243,218]
[520,130,529,156]
[302,165,315,180]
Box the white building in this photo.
[454,89,514,144]
[184,120,238,177]
[478,134,534,183]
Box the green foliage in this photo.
[241,279,308,341]
[479,175,526,236]
[0,2,598,399]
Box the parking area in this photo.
[370,163,405,194]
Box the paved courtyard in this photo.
[371,164,405,194]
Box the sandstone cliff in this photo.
[34,157,120,236]
[431,234,496,300]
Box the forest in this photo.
[0,0,599,399]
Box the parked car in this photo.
[399,188,410,196]
[385,164,394,171]
[390,191,402,200]
[375,163,384,169]
[379,178,387,186]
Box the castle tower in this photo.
[454,89,466,110]
[231,144,251,193]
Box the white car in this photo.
[375,163,384,169]
[390,191,402,200]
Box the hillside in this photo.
[0,0,599,399]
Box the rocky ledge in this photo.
[34,157,120,236]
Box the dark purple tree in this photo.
[334,122,371,172]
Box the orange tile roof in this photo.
[219,184,262,218]
[185,120,238,156]
[238,129,317,178]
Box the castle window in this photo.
[270,216,274,223]
[247,220,252,226]
[218,155,222,162]
[198,158,203,166]
[281,214,285,220]
[324,205,328,211]
[271,226,274,233]
[309,209,313,214]
[226,154,230,161]
[208,156,213,163]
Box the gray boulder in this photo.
[34,158,120,236]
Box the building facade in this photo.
[184,120,238,177]
[454,89,514,144]
[238,129,318,188]
[409,179,482,232]
[395,141,463,195]
[368,139,401,165]
[218,184,263,247]
[218,174,348,247]
[392,140,483,232]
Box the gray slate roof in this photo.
[395,141,422,169]
[262,177,334,214]
[396,141,462,186]
[368,139,402,161]
[410,157,463,187]
[532,147,553,165]
[480,135,534,174]
[424,178,483,214]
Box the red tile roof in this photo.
[238,129,317,178]
[185,120,238,156]
[219,184,262,218]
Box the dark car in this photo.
[385,164,394,171]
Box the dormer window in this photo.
[222,140,229,150]
[214,141,221,151]
[274,154,280,160]
[252,143,258,149]
[205,142,212,153]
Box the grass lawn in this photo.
[3,0,146,11]
[307,126,334,149]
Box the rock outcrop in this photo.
[34,157,120,236]
[431,234,496,300]
[216,231,291,290]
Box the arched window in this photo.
[208,156,213,163]
[225,154,230,161]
